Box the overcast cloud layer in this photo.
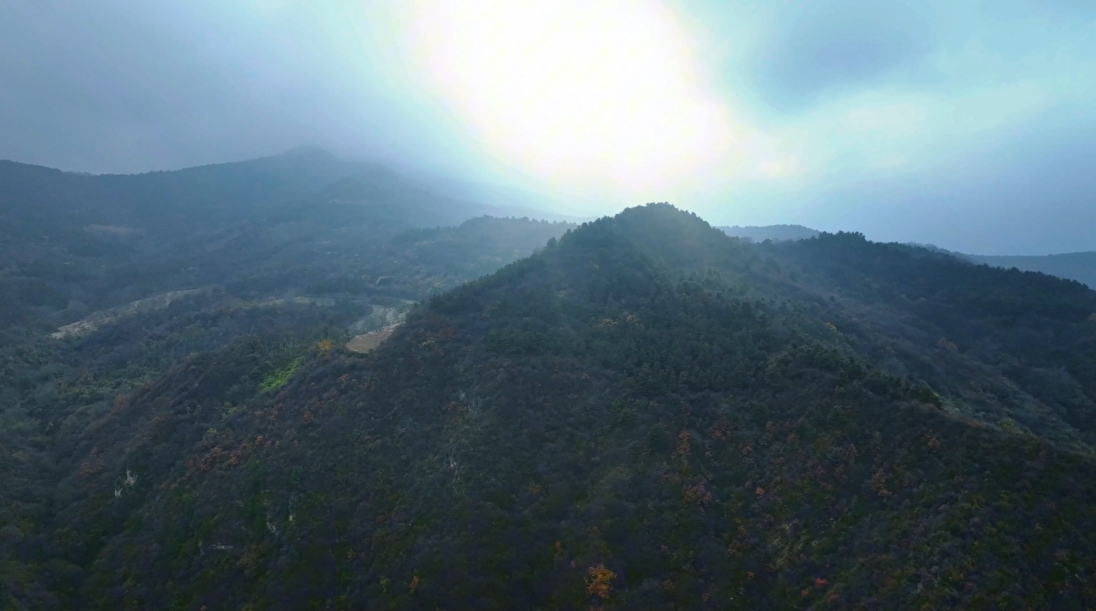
[1,0,1094,255]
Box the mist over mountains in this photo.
[1,152,1095,609]
[0,149,568,332]
[4,0,1096,608]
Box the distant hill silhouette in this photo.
[963,252,1096,289]
[0,148,548,243]
[0,150,566,330]
[906,241,1096,289]
[720,226,1096,289]
[717,224,820,242]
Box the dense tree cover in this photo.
[5,204,1093,609]
[0,208,572,603]
[763,233,1096,449]
[3,160,1096,611]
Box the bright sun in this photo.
[405,0,738,196]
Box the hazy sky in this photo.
[2,0,1094,254]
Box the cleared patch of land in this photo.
[51,289,208,338]
[346,324,400,353]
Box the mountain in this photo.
[0,147,518,240]
[715,225,1096,290]
[0,151,582,610]
[718,224,820,242]
[6,204,1095,609]
[963,252,1096,289]
[0,150,563,333]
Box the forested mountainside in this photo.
[5,204,1095,609]
[0,153,576,609]
[964,252,1096,290]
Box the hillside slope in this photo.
[0,153,580,609]
[19,205,1096,610]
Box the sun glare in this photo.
[405,0,737,195]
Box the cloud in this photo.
[788,112,1096,255]
[404,0,740,200]
[0,1,287,171]
[0,0,490,176]
[2,0,1095,254]
[747,0,934,112]
[1034,0,1096,17]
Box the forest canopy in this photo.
[2,159,1095,610]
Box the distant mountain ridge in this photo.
[717,224,820,242]
[962,252,1096,289]
[718,224,1096,289]
[0,148,550,239]
[0,149,567,330]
